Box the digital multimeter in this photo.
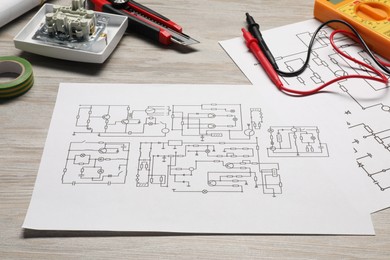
[314,0,390,60]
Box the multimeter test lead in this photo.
[241,28,283,89]
[243,14,390,96]
[245,13,279,70]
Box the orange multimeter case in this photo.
[314,0,390,60]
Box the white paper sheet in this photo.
[23,83,374,234]
[219,19,390,213]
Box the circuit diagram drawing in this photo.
[268,25,390,195]
[134,104,281,195]
[136,139,281,195]
[62,141,130,185]
[73,105,171,137]
[62,103,333,197]
[170,104,263,141]
[348,122,390,191]
[267,126,329,157]
[61,103,284,196]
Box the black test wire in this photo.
[251,18,390,78]
[279,19,390,77]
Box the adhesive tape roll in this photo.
[0,56,34,98]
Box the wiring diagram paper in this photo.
[219,19,390,213]
[23,83,374,234]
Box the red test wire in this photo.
[275,29,389,96]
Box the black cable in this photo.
[268,19,390,77]
[246,13,279,70]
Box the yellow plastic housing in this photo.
[314,0,390,60]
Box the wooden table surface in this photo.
[1,0,390,259]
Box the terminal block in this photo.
[45,0,96,41]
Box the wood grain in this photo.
[1,0,389,259]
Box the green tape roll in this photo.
[0,56,34,98]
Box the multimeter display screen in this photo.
[328,0,344,4]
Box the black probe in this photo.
[245,13,279,70]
